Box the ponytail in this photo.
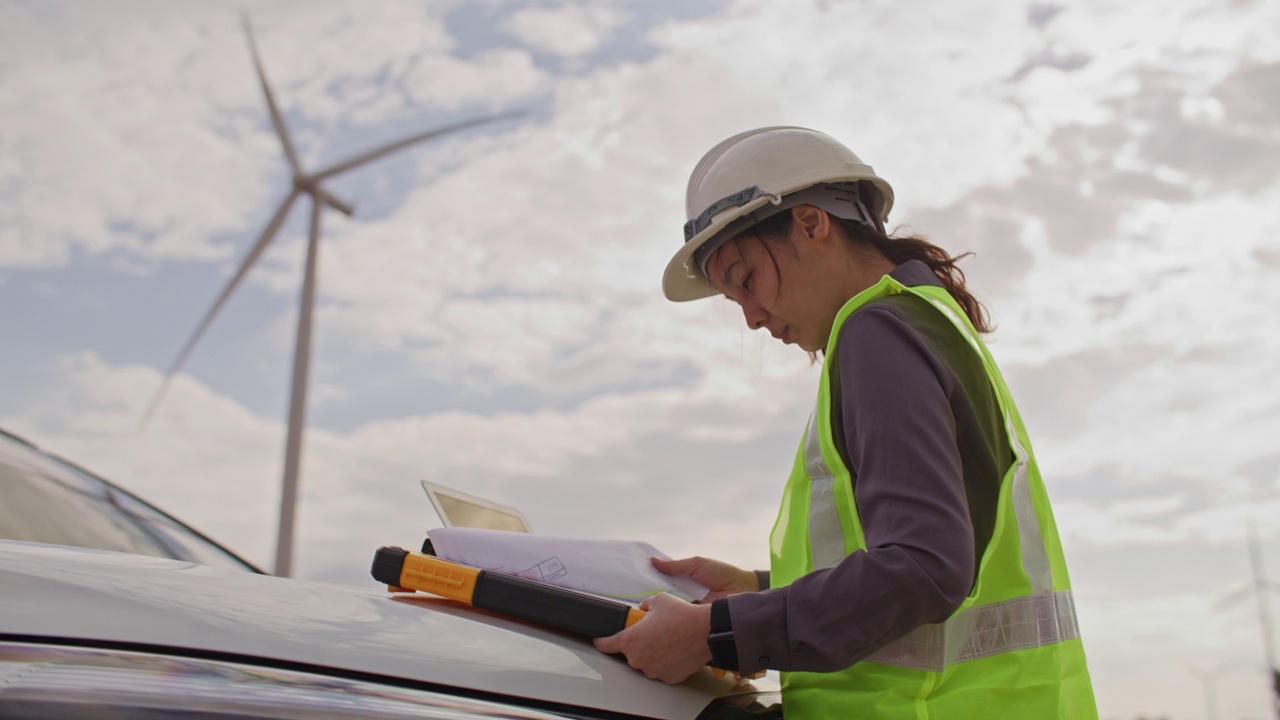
[836,218,993,333]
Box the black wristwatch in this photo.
[707,599,739,671]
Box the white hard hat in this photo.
[662,126,895,302]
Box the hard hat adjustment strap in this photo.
[683,186,775,242]
[685,183,877,244]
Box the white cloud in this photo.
[1055,494,1280,549]
[0,0,538,271]
[993,183,1280,455]
[402,48,547,111]
[653,0,1048,209]
[500,4,627,58]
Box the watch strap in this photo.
[707,599,739,671]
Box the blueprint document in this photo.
[427,527,710,604]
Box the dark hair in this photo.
[744,202,992,334]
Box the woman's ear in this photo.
[791,204,831,248]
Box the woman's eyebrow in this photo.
[720,259,742,287]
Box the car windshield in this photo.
[0,430,261,573]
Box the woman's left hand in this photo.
[593,593,713,684]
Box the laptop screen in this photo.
[421,480,532,533]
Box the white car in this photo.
[0,430,780,719]
[0,428,262,573]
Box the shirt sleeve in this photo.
[726,305,976,674]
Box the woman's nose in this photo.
[742,303,768,331]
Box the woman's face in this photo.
[705,216,849,353]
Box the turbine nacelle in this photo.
[293,175,355,217]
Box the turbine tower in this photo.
[142,14,520,577]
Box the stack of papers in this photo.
[427,527,709,605]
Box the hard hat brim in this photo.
[662,193,780,302]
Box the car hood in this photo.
[0,541,754,719]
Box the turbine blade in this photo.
[139,190,301,429]
[317,187,355,217]
[242,12,303,175]
[1213,583,1253,611]
[313,109,525,181]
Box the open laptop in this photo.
[420,480,532,533]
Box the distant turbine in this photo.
[142,14,521,577]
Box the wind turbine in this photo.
[1216,524,1280,718]
[142,14,521,577]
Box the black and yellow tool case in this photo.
[371,545,644,638]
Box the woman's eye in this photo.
[741,272,753,291]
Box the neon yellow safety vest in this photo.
[769,274,1097,719]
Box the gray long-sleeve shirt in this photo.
[725,260,1011,675]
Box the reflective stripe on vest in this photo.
[865,590,1080,672]
[803,411,847,572]
[799,286,1076,671]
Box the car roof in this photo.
[0,541,752,719]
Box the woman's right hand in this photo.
[651,556,759,602]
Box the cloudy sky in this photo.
[3,0,1279,717]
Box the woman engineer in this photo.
[593,127,1097,719]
